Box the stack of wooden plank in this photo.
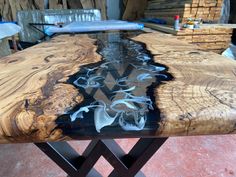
[0,0,107,21]
[0,0,45,21]
[145,0,223,24]
[143,23,234,54]
[176,25,233,53]
[0,0,147,22]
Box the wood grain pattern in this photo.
[80,0,94,9]
[0,0,43,21]
[145,0,223,24]
[94,0,107,20]
[34,0,44,10]
[0,0,12,21]
[0,0,107,21]
[80,0,107,20]
[0,34,101,143]
[133,32,236,136]
[0,32,236,143]
[122,0,147,21]
[142,23,233,54]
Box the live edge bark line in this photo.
[133,32,236,137]
[0,35,101,143]
[0,32,235,144]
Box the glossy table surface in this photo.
[0,31,236,143]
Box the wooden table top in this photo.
[0,31,236,144]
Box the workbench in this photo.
[0,31,235,177]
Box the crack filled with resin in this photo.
[57,32,172,136]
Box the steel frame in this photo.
[35,138,167,177]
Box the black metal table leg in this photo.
[108,138,168,177]
[35,138,168,177]
[35,142,102,177]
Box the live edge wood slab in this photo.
[0,32,235,144]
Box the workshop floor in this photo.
[0,135,235,177]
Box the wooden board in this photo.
[143,23,233,53]
[0,35,101,143]
[0,0,43,21]
[122,0,147,20]
[34,0,44,10]
[94,0,107,20]
[80,0,94,9]
[142,22,177,34]
[0,0,108,21]
[145,0,224,24]
[0,32,235,143]
[133,32,236,136]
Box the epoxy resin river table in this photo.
[0,32,236,177]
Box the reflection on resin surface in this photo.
[58,32,171,135]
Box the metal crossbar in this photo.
[35,138,168,177]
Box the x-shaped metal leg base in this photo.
[35,138,167,177]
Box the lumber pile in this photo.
[0,0,148,22]
[143,23,234,54]
[145,0,223,24]
[122,0,147,21]
[0,0,44,21]
[176,25,233,53]
[0,0,108,21]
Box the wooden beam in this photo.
[33,0,44,10]
[80,0,95,9]
[0,0,41,21]
[142,22,177,34]
[122,0,147,21]
[0,0,12,21]
[94,0,107,20]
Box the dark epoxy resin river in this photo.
[57,32,172,138]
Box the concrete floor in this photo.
[0,135,235,177]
